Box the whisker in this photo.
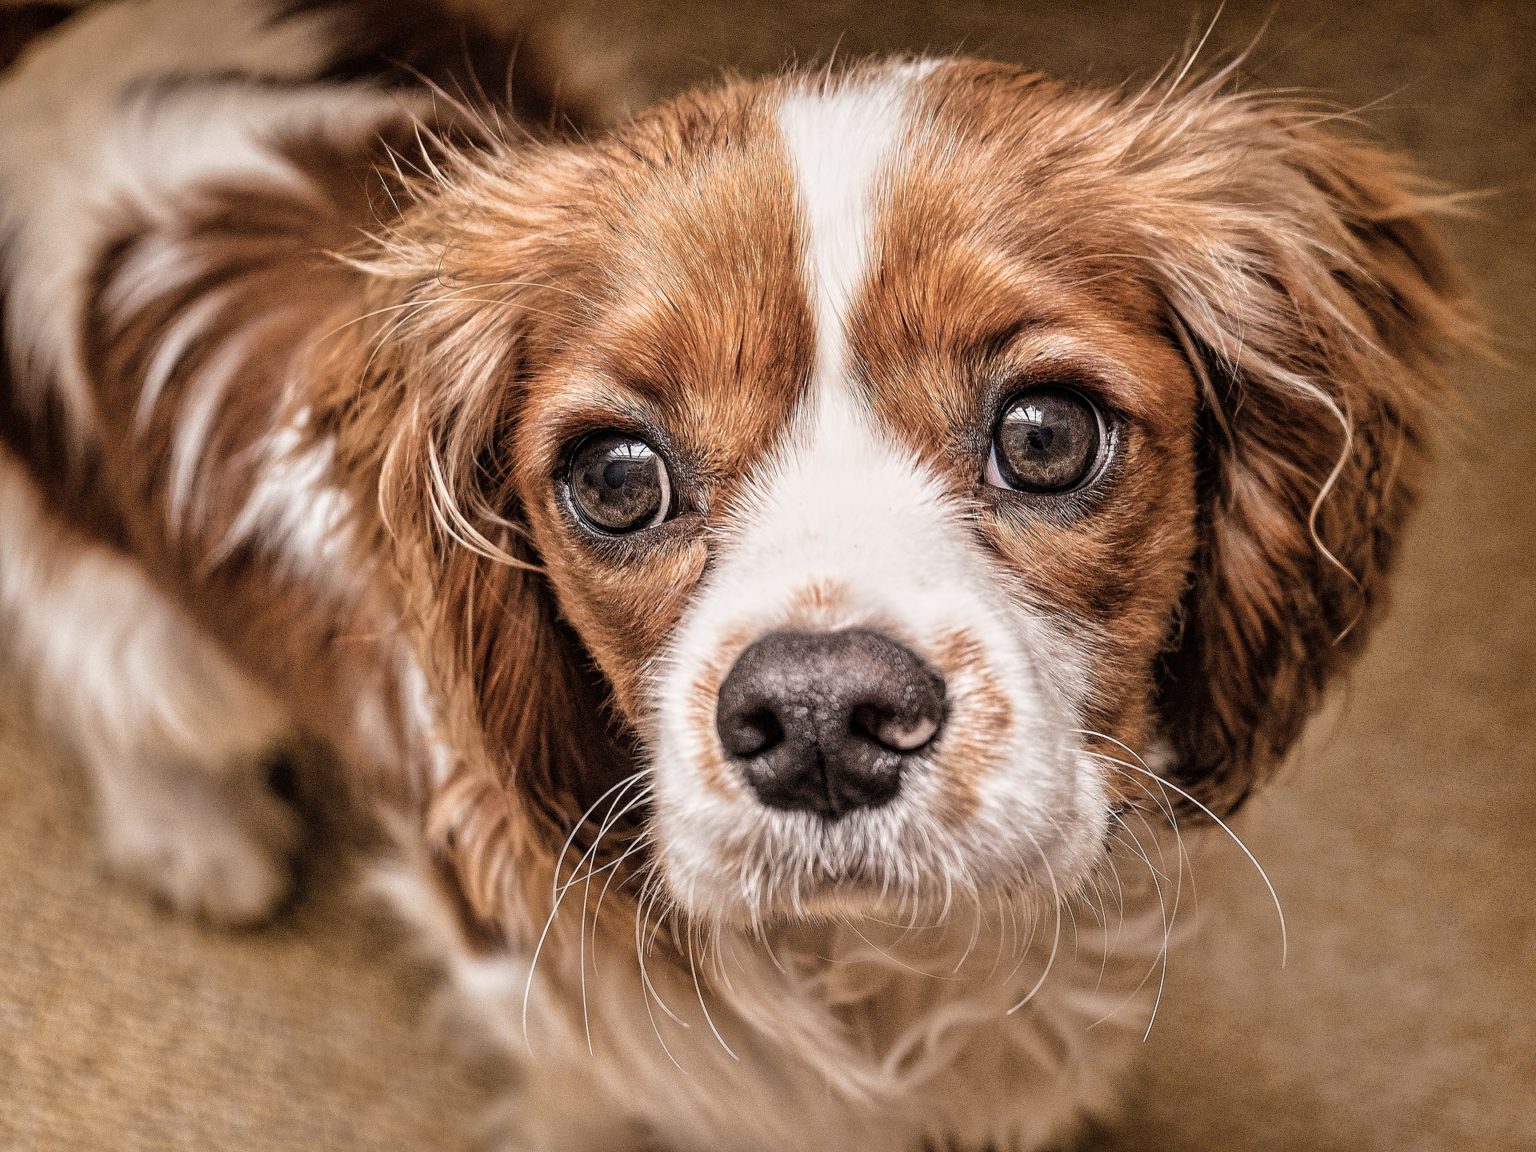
[1096,809,1172,1039]
[553,773,649,899]
[637,878,690,1030]
[1008,827,1062,1014]
[631,867,690,1075]
[953,889,985,977]
[520,770,647,1046]
[687,924,740,1060]
[576,785,654,1056]
[590,830,655,927]
[1074,729,1287,965]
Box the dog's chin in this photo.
[660,868,1080,935]
[653,823,1106,931]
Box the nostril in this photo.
[726,707,784,758]
[850,704,939,753]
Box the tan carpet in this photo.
[2,2,1532,1149]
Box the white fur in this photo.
[776,73,910,366]
[134,288,240,430]
[166,318,282,531]
[0,449,298,924]
[217,407,358,586]
[387,819,1167,1152]
[0,0,419,440]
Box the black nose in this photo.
[715,630,945,819]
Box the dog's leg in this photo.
[0,450,300,925]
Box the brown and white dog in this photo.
[0,2,1470,1149]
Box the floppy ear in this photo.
[1141,100,1474,814]
[356,140,627,930]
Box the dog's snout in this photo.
[715,630,945,819]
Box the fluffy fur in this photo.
[0,3,1470,1150]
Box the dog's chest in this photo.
[453,908,1158,1152]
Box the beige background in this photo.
[3,1,1533,1149]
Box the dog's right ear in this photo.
[357,136,627,932]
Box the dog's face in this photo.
[379,60,1460,929]
[509,70,1203,923]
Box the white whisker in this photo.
[1076,729,1287,965]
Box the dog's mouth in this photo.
[647,770,1108,928]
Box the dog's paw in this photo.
[100,758,302,927]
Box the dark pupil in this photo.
[995,389,1099,492]
[571,436,664,531]
[602,460,631,490]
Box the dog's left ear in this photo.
[1143,97,1476,815]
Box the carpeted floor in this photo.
[2,2,1532,1150]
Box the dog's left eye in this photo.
[985,387,1108,494]
[567,433,673,534]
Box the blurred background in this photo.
[1,1,1532,1149]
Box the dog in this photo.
[0,2,1471,1149]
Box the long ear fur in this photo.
[353,135,628,931]
[1133,88,1476,813]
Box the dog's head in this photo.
[368,59,1464,931]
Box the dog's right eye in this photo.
[566,433,673,534]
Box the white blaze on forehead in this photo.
[745,66,967,600]
[776,67,929,392]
